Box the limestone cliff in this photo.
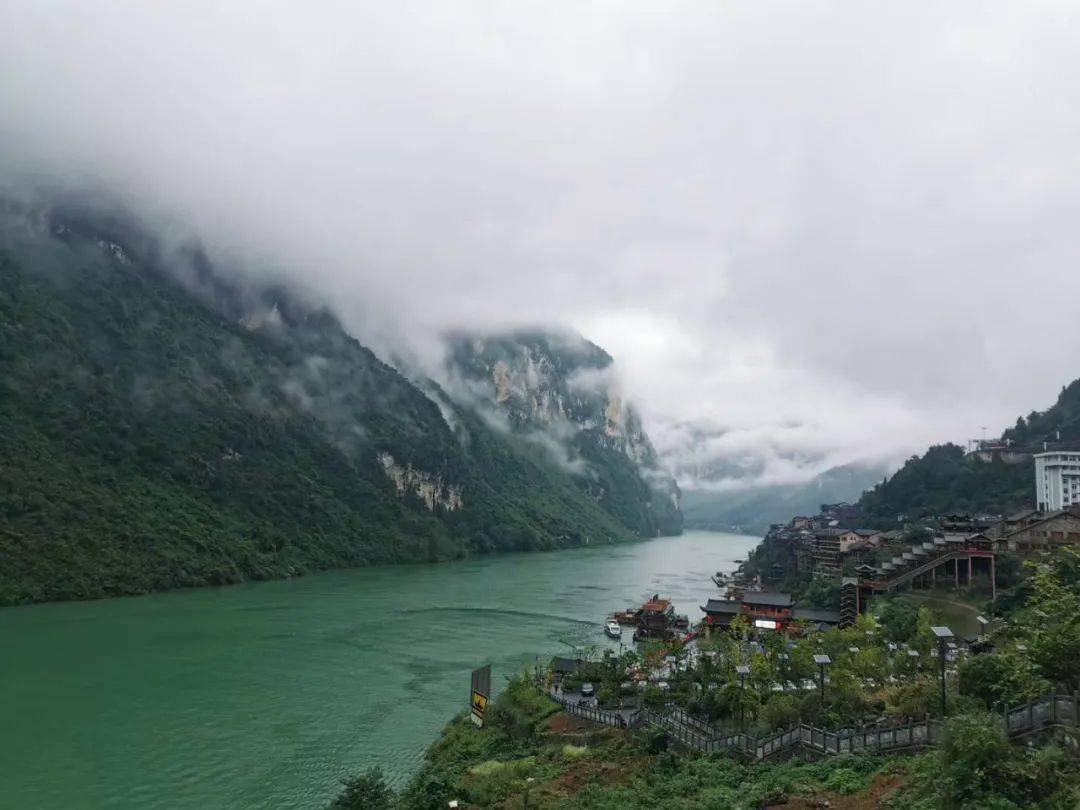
[444,330,683,537]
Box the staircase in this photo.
[839,578,858,628]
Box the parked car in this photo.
[580,682,595,698]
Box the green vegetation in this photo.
[344,548,1080,808]
[895,713,1077,809]
[854,376,1080,525]
[0,204,650,605]
[858,443,1031,524]
[445,331,683,538]
[1003,380,1080,446]
[355,671,894,809]
[331,768,395,809]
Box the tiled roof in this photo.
[742,591,793,607]
[792,607,842,624]
[701,599,741,614]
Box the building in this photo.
[634,595,677,639]
[790,606,844,632]
[820,502,860,521]
[851,528,883,546]
[741,591,794,630]
[798,529,843,577]
[1035,451,1080,511]
[700,591,841,632]
[994,506,1080,554]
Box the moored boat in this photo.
[604,619,622,638]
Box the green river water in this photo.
[0,530,758,809]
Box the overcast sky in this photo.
[3,2,1080,488]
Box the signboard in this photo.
[754,619,778,630]
[470,691,488,726]
[469,664,491,728]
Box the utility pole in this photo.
[735,665,750,731]
[932,626,954,716]
[813,654,831,712]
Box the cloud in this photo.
[3,1,1080,486]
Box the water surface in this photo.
[0,530,758,808]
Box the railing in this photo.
[1004,693,1078,736]
[554,688,1080,761]
[550,691,639,729]
[640,712,941,759]
[665,703,722,738]
[864,551,964,591]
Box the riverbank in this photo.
[371,547,1080,809]
[0,530,758,808]
[377,674,900,809]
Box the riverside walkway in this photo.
[551,690,1080,762]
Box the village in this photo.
[522,451,1080,774]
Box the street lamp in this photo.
[813,654,831,709]
[735,664,750,731]
[932,626,954,716]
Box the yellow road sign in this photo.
[471,691,488,715]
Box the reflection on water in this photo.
[0,530,758,808]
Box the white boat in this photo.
[604,619,622,639]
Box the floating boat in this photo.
[604,619,622,639]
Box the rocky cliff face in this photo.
[377,452,464,512]
[444,330,683,537]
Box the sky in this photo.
[3,1,1080,490]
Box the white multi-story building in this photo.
[1034,452,1080,511]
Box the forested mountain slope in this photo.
[0,201,642,604]
[1003,379,1080,446]
[445,330,682,537]
[857,378,1080,524]
[858,444,1031,524]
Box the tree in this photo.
[1024,548,1080,690]
[939,713,1014,808]
[761,693,799,729]
[958,652,1047,709]
[803,578,840,609]
[877,597,919,644]
[331,768,394,809]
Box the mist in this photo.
[4,1,1080,489]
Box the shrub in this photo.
[331,767,394,809]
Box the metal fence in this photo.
[551,692,639,729]
[553,689,1080,762]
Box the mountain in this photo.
[0,198,642,605]
[443,330,682,537]
[680,462,889,536]
[856,380,1080,524]
[857,444,1032,524]
[1002,379,1080,447]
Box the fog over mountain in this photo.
[4,2,1080,491]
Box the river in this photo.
[0,530,758,808]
